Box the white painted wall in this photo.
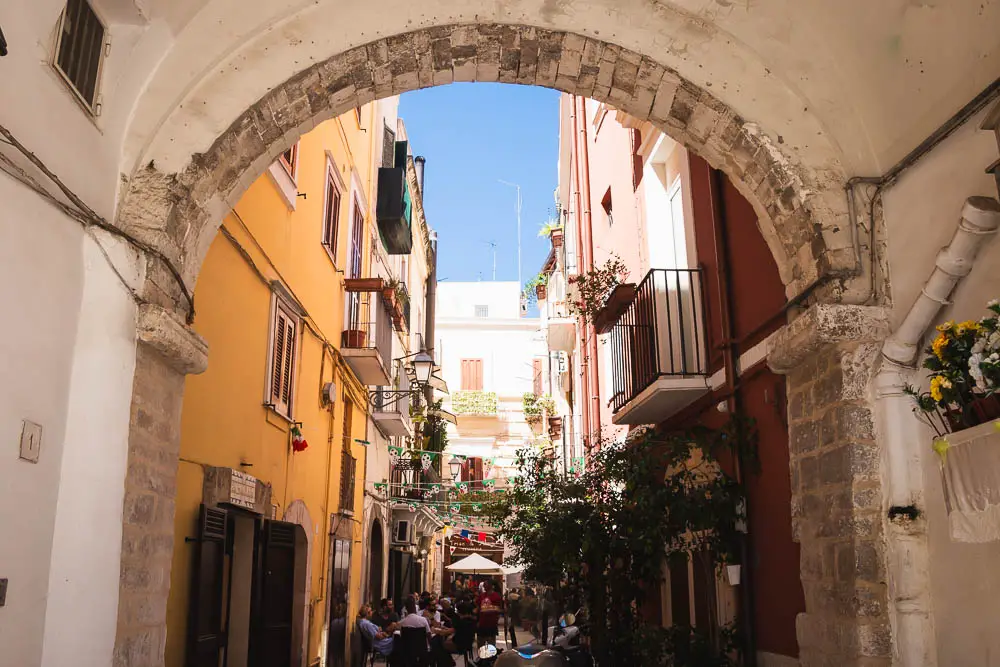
[881,106,1000,667]
[0,177,139,667]
[436,282,545,475]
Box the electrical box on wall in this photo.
[19,420,41,463]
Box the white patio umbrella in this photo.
[446,552,504,574]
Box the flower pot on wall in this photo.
[548,416,563,439]
[342,329,367,348]
[946,395,1000,431]
[536,284,547,301]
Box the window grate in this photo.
[474,305,488,318]
[55,0,106,109]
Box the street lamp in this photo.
[448,455,464,482]
[410,350,435,387]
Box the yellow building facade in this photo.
[165,101,397,667]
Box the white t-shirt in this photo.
[399,612,432,634]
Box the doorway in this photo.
[368,520,384,604]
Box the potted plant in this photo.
[522,273,549,306]
[906,299,1000,436]
[568,255,629,324]
[342,327,367,348]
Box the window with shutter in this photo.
[382,124,397,168]
[322,166,342,258]
[54,0,107,112]
[460,359,483,391]
[279,143,298,180]
[268,300,298,418]
[532,359,543,396]
[187,505,230,667]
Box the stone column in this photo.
[113,304,207,667]
[769,305,892,667]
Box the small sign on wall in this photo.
[203,466,272,515]
[229,470,257,509]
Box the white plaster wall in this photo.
[881,107,1000,667]
[0,177,85,667]
[41,232,141,667]
[0,177,137,667]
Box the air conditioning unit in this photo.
[393,519,414,544]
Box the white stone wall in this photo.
[880,105,1000,667]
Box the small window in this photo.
[268,299,298,418]
[601,188,613,227]
[54,0,107,112]
[461,359,484,391]
[474,305,489,318]
[279,143,299,180]
[322,166,342,258]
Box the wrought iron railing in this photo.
[609,268,708,413]
[372,374,412,417]
[341,292,393,367]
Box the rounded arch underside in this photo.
[117,23,855,312]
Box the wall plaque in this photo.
[203,466,272,515]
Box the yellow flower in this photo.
[932,334,949,360]
[937,321,955,332]
[956,320,981,335]
[929,376,952,402]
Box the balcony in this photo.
[371,381,413,437]
[341,292,393,386]
[375,141,413,255]
[609,268,710,425]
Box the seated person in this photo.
[422,601,443,625]
[442,601,476,654]
[438,598,455,627]
[400,598,432,636]
[375,598,400,631]
[358,605,395,658]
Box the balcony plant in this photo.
[905,299,1000,437]
[568,255,629,323]
[522,273,549,306]
[522,392,555,424]
[450,390,499,416]
[538,217,563,238]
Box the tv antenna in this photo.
[484,240,497,280]
[498,180,522,286]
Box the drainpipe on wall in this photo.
[570,96,591,449]
[424,229,438,405]
[708,167,758,667]
[575,95,602,444]
[875,196,1000,667]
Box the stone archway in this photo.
[112,23,885,667]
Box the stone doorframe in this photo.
[110,23,880,667]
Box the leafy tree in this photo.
[485,419,756,666]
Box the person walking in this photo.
[475,580,503,649]
[505,588,521,648]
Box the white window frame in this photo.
[52,0,110,116]
[268,141,300,210]
[322,152,348,268]
[265,294,300,420]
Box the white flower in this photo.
[989,332,1000,349]
[988,298,999,308]
[973,339,986,354]
[971,354,987,390]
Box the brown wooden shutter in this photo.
[472,360,483,390]
[270,304,297,417]
[187,505,229,667]
[532,359,543,396]
[249,520,298,667]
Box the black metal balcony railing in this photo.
[609,268,708,413]
[371,376,412,416]
[341,292,393,365]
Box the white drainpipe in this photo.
[875,196,1000,667]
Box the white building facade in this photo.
[435,282,548,482]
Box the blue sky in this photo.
[399,83,559,287]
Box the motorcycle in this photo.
[494,613,593,667]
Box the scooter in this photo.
[494,613,593,667]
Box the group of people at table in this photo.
[358,581,506,666]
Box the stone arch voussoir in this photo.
[117,23,853,315]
